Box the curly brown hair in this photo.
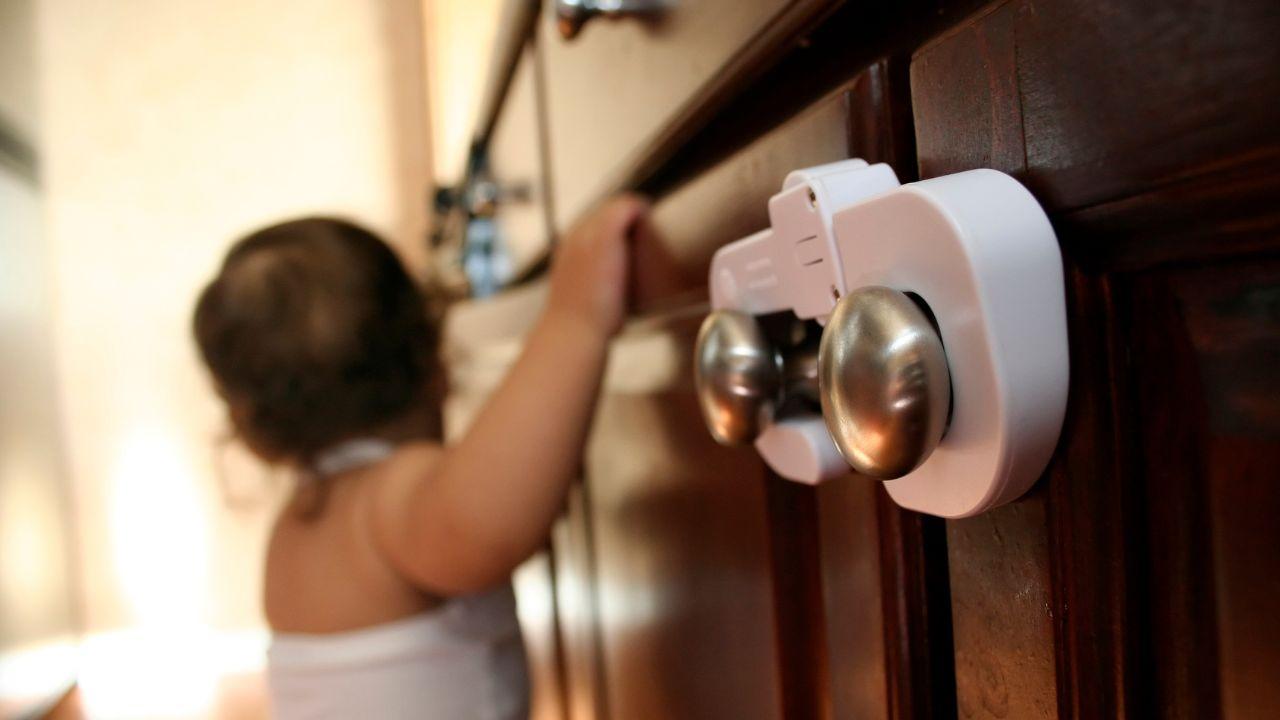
[193,218,442,468]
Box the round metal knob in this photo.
[694,310,781,445]
[818,287,951,479]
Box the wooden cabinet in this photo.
[453,0,1280,716]
[584,312,782,719]
[487,44,552,282]
[911,2,1280,715]
[538,0,837,232]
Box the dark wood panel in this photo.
[1042,266,1135,719]
[764,478,831,720]
[636,0,991,201]
[625,59,957,720]
[814,478,886,720]
[844,59,956,720]
[461,0,1280,717]
[1124,271,1223,719]
[910,1,1280,717]
[638,87,851,310]
[1056,153,1280,272]
[874,491,955,720]
[1126,260,1280,719]
[912,0,1280,215]
[584,310,783,719]
[946,493,1057,720]
[806,59,958,720]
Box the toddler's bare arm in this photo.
[371,195,648,594]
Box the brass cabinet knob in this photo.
[694,310,781,445]
[818,287,951,480]
[554,0,668,40]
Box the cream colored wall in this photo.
[0,0,79,713]
[34,0,430,715]
[0,166,80,712]
[422,0,508,184]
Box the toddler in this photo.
[193,196,648,719]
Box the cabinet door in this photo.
[558,84,855,720]
[644,61,953,720]
[558,62,953,718]
[806,60,956,720]
[910,0,1280,716]
[582,310,782,720]
[539,0,836,232]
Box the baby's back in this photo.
[263,442,530,718]
[264,446,439,633]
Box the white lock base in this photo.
[707,160,1068,518]
[831,170,1067,517]
[754,417,850,485]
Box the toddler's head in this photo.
[194,218,441,467]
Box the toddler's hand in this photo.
[546,194,649,339]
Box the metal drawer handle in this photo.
[554,0,668,40]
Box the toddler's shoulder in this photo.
[366,440,446,504]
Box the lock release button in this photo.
[794,236,824,267]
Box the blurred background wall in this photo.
[420,0,506,186]
[0,0,80,714]
[2,0,440,717]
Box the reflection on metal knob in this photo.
[694,310,780,445]
[554,0,667,40]
[819,287,951,480]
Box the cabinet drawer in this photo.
[539,0,835,232]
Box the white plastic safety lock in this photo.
[694,159,1068,518]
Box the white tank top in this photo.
[267,440,530,720]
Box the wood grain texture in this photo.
[584,312,784,719]
[819,60,956,720]
[913,0,1280,213]
[765,478,832,720]
[1056,149,1280,272]
[911,1,1280,717]
[815,478,887,720]
[876,491,955,720]
[637,88,851,310]
[496,0,1280,716]
[636,0,990,203]
[1124,271,1224,719]
[947,495,1058,720]
[1126,261,1280,719]
[1042,265,1134,719]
